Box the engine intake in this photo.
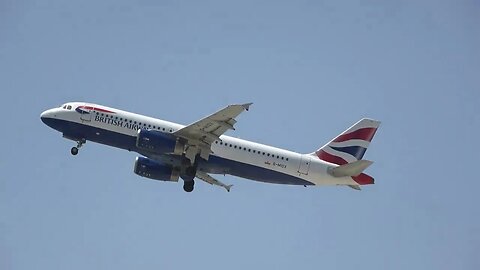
[134,157,180,182]
[136,129,184,155]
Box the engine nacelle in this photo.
[136,129,184,155]
[134,157,180,181]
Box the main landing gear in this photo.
[181,165,196,192]
[70,139,86,156]
[183,180,195,192]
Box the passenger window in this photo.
[248,149,251,152]
[234,145,237,149]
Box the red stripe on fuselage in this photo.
[333,127,377,142]
[316,150,348,165]
[80,106,115,114]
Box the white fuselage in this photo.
[41,102,359,187]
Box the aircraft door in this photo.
[298,155,311,175]
[79,104,93,122]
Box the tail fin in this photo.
[313,118,380,187]
[313,118,380,165]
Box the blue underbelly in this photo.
[201,156,313,185]
[43,118,313,186]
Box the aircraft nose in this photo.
[40,110,48,123]
[40,109,55,124]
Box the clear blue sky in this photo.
[1,1,479,269]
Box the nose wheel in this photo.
[71,139,86,156]
[71,147,79,155]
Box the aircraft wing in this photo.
[196,171,233,192]
[174,103,252,162]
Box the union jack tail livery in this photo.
[313,118,381,188]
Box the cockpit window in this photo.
[63,105,67,109]
[67,105,72,110]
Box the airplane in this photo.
[40,102,380,192]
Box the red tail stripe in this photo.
[352,173,374,185]
[316,150,348,165]
[333,127,377,143]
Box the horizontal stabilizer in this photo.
[347,185,361,190]
[328,160,373,177]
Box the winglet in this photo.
[242,103,253,111]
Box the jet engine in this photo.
[136,129,184,155]
[133,157,180,182]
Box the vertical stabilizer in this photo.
[312,118,380,187]
[313,118,380,165]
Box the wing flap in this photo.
[196,171,233,192]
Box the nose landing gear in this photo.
[71,139,86,156]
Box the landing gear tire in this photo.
[183,180,195,192]
[70,139,85,156]
[71,147,79,155]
